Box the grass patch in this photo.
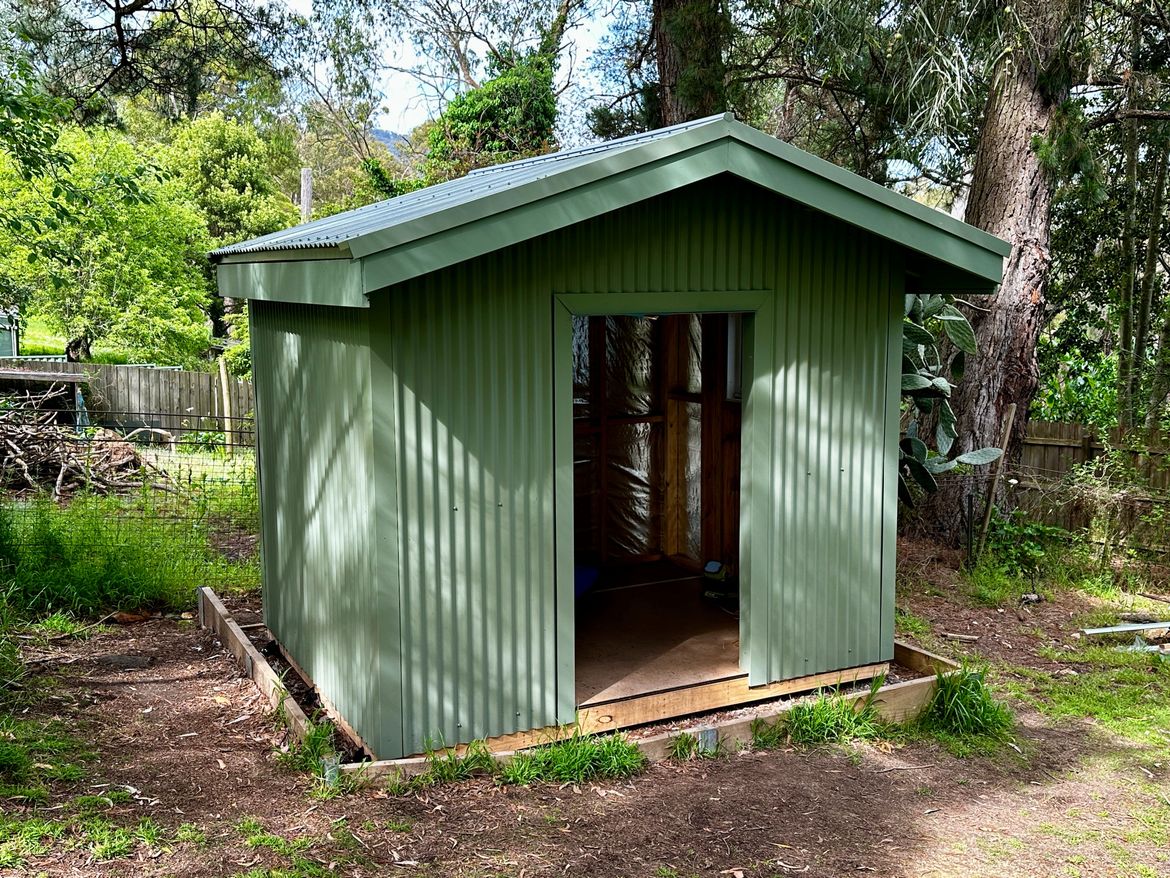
[496,731,646,786]
[382,731,647,790]
[750,715,788,750]
[666,731,721,760]
[964,558,1027,607]
[916,667,1014,756]
[0,493,257,615]
[415,738,496,786]
[784,678,886,746]
[0,716,91,803]
[276,719,336,775]
[175,822,207,844]
[895,605,932,638]
[1006,646,1170,747]
[234,817,336,877]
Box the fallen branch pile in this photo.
[0,386,169,498]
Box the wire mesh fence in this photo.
[0,382,259,614]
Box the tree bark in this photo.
[931,3,1082,543]
[1135,146,1168,422]
[652,0,728,125]
[65,336,91,362]
[1149,305,1170,429]
[1117,9,1142,429]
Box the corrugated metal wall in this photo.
[250,302,396,753]
[368,261,558,753]
[255,174,900,758]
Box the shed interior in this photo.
[571,313,745,707]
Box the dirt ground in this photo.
[5,543,1170,877]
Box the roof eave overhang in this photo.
[217,120,1008,305]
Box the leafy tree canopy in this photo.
[167,111,299,246]
[0,127,213,364]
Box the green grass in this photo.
[1005,646,1170,747]
[276,720,336,775]
[964,558,1028,607]
[0,716,92,803]
[495,731,646,786]
[750,715,788,749]
[0,492,258,615]
[784,684,886,746]
[175,822,207,844]
[379,732,647,790]
[233,817,335,878]
[666,731,722,760]
[916,667,1014,756]
[895,605,932,638]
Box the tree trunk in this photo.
[65,336,91,362]
[1149,305,1170,429]
[1117,9,1142,429]
[931,32,1075,542]
[652,0,728,125]
[1134,146,1168,420]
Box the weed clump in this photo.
[0,494,257,615]
[497,731,645,786]
[917,667,1013,755]
[785,684,886,746]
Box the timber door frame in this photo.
[550,290,774,723]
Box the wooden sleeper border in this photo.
[197,587,959,781]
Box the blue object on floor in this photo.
[574,565,600,598]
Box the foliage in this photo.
[167,112,299,247]
[423,55,557,183]
[982,509,1070,579]
[223,310,252,377]
[0,127,212,363]
[916,667,1013,756]
[898,293,1002,506]
[11,0,290,123]
[1032,347,1119,429]
[0,488,258,616]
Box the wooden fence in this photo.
[0,358,254,445]
[1018,421,1170,487]
[1014,420,1170,544]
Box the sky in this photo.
[283,0,608,139]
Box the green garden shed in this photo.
[212,114,1009,760]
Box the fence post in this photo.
[217,357,235,457]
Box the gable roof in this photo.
[214,115,1009,307]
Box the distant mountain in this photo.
[372,129,408,153]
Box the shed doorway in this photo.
[568,311,746,710]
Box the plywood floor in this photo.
[575,574,741,706]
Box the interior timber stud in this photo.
[660,315,689,558]
[589,316,608,561]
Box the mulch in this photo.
[6,547,1169,876]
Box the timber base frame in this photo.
[197,587,958,780]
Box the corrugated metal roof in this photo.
[212,114,727,258]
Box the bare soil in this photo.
[6,542,1170,877]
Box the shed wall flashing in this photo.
[217,258,366,308]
